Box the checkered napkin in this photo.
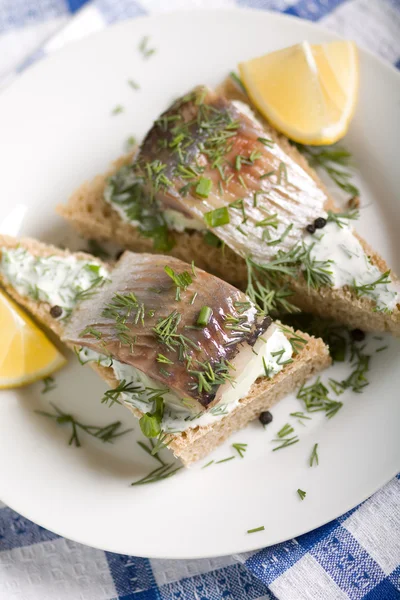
[1,1,400,599]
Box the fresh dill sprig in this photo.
[131,463,182,486]
[297,377,343,418]
[297,489,306,500]
[215,456,236,464]
[301,243,334,289]
[232,442,247,458]
[229,71,247,93]
[327,209,359,228]
[102,380,143,407]
[278,325,307,354]
[136,439,166,466]
[309,443,319,467]
[295,143,360,197]
[245,257,299,315]
[331,341,370,393]
[352,271,392,298]
[272,436,299,451]
[36,403,132,447]
[42,376,56,394]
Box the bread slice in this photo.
[58,80,400,335]
[0,234,330,465]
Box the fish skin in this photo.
[63,252,272,410]
[136,86,327,264]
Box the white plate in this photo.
[0,9,399,560]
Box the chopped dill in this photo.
[232,442,247,458]
[36,402,132,447]
[41,376,56,394]
[309,443,319,467]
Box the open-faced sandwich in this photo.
[0,234,330,465]
[59,79,400,334]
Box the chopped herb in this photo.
[297,489,306,500]
[260,170,276,180]
[276,423,294,438]
[301,243,334,289]
[278,325,307,354]
[128,79,140,90]
[140,413,161,438]
[36,403,132,447]
[164,265,192,290]
[271,349,293,366]
[202,460,214,468]
[42,376,56,394]
[229,71,247,93]
[195,177,212,198]
[102,379,143,407]
[247,526,265,534]
[111,105,124,115]
[295,143,360,197]
[215,456,236,464]
[136,439,166,466]
[204,207,230,228]
[272,436,299,451]
[79,326,103,339]
[376,346,388,353]
[138,35,156,59]
[203,231,222,248]
[125,135,137,152]
[327,209,359,228]
[156,354,174,364]
[232,442,247,458]
[197,306,212,327]
[131,463,182,486]
[257,137,274,148]
[297,377,343,418]
[309,443,319,467]
[353,271,392,298]
[255,212,279,229]
[290,411,311,421]
[189,292,198,305]
[267,223,293,247]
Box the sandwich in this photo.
[58,80,400,334]
[0,234,330,465]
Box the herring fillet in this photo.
[63,252,272,411]
[137,86,327,265]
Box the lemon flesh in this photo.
[0,291,66,389]
[239,40,359,145]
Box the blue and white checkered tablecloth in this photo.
[1,1,400,599]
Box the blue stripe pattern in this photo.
[0,1,400,599]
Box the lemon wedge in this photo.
[0,290,66,389]
[239,40,359,145]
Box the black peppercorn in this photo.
[50,305,63,319]
[314,217,327,229]
[259,411,273,426]
[351,328,365,342]
[306,224,316,234]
